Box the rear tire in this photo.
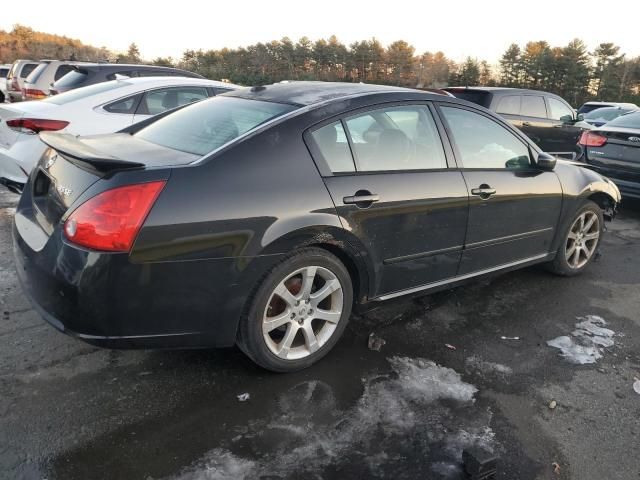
[546,200,603,276]
[237,247,353,372]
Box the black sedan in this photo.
[578,111,640,199]
[13,82,620,372]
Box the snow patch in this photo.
[465,355,513,376]
[547,315,615,364]
[163,357,494,479]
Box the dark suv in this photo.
[445,87,581,158]
[50,64,203,95]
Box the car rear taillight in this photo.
[579,131,608,147]
[64,181,166,252]
[22,88,48,100]
[6,118,69,134]
[9,78,19,91]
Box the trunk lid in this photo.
[30,132,197,234]
[585,127,640,182]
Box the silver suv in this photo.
[22,60,93,100]
[6,59,40,102]
[0,64,10,103]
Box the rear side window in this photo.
[104,94,142,113]
[441,106,531,169]
[310,122,355,173]
[0,68,8,78]
[521,96,547,118]
[135,96,297,156]
[548,98,574,121]
[344,105,447,172]
[496,95,521,115]
[20,63,39,78]
[607,112,640,129]
[445,89,491,108]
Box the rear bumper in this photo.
[0,136,46,185]
[13,200,284,349]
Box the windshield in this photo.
[43,80,131,105]
[584,107,631,122]
[606,112,640,129]
[135,96,298,156]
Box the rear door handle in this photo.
[343,192,379,207]
[471,185,496,199]
[522,121,531,127]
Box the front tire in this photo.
[238,248,353,372]
[547,200,603,276]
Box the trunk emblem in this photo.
[629,136,640,143]
[45,154,58,169]
[56,185,73,197]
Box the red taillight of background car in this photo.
[22,88,48,100]
[6,118,69,134]
[9,78,20,91]
[579,131,608,147]
[63,181,166,252]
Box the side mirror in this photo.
[577,113,584,121]
[537,152,556,170]
[560,114,574,124]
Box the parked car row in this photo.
[2,58,204,102]
[0,76,240,191]
[9,81,621,371]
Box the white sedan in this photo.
[0,76,241,189]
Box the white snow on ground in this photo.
[547,315,615,364]
[465,355,513,377]
[166,357,494,480]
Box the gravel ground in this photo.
[1,186,639,480]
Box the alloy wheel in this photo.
[262,266,344,360]
[565,211,600,269]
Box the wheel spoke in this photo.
[301,324,319,353]
[314,308,341,324]
[274,283,297,308]
[566,243,577,259]
[567,231,577,240]
[570,247,581,267]
[583,214,597,232]
[584,232,599,241]
[263,310,292,333]
[310,279,341,305]
[278,324,298,357]
[299,266,317,299]
[577,213,585,231]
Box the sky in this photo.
[4,0,639,63]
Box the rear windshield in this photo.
[135,96,298,156]
[25,63,48,83]
[43,80,130,105]
[52,69,88,88]
[0,68,9,78]
[584,107,629,122]
[20,63,39,78]
[578,104,613,115]
[606,112,640,129]
[444,89,491,108]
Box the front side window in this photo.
[496,95,521,115]
[441,106,531,169]
[548,98,574,121]
[521,95,547,118]
[344,105,447,171]
[135,96,297,156]
[310,121,355,173]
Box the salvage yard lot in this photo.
[1,186,639,480]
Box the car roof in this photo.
[225,81,430,106]
[446,86,555,95]
[105,76,241,90]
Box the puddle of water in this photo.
[164,357,494,479]
[547,315,615,364]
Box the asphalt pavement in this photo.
[1,186,639,480]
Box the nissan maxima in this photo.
[13,82,621,372]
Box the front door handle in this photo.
[343,190,379,208]
[471,185,496,199]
